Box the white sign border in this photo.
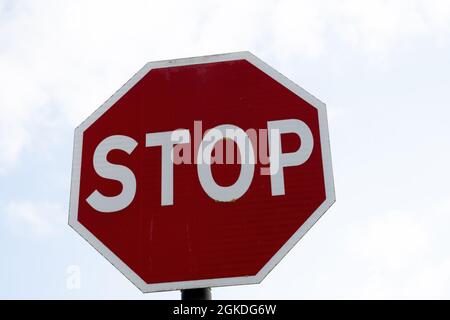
[68,51,336,293]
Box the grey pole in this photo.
[181,288,211,300]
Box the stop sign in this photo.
[69,52,335,293]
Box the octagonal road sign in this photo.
[69,51,335,293]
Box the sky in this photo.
[1,0,450,299]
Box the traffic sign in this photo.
[69,52,335,293]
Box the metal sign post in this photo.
[181,288,211,300]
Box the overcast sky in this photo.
[1,0,450,299]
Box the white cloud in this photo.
[349,211,429,270]
[335,0,429,53]
[342,201,450,299]
[271,0,327,58]
[0,59,47,172]
[3,201,65,237]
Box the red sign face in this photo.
[69,52,335,293]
